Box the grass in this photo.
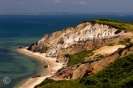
[119,38,131,45]
[35,79,86,88]
[35,54,133,88]
[81,54,133,88]
[94,19,133,31]
[66,50,92,66]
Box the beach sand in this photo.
[16,48,63,88]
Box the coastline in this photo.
[16,48,63,88]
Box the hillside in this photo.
[35,54,133,88]
[20,19,133,88]
[27,20,132,63]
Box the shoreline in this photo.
[16,48,63,88]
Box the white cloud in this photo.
[77,0,86,4]
[42,0,63,3]
[54,0,63,3]
[41,0,87,4]
[69,0,87,5]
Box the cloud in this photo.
[54,0,63,3]
[41,0,87,4]
[42,0,63,3]
[76,0,86,4]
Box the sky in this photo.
[0,0,133,15]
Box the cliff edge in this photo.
[27,21,132,64]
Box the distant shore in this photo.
[16,48,63,88]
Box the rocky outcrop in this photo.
[52,45,133,80]
[23,20,133,87]
[27,21,133,63]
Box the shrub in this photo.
[36,54,133,88]
[67,50,92,66]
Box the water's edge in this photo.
[14,50,46,88]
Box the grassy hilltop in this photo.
[95,19,133,31]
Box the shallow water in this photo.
[0,14,133,88]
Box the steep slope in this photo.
[52,44,133,80]
[27,21,132,63]
[35,54,133,88]
[20,20,133,88]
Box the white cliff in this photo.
[28,21,132,60]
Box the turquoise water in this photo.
[0,15,133,88]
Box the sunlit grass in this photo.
[94,19,133,31]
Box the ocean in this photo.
[0,14,133,88]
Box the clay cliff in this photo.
[23,20,133,87]
[27,21,132,63]
[52,44,133,80]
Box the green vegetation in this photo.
[94,19,133,31]
[119,38,131,45]
[36,54,133,88]
[80,54,133,88]
[66,50,92,66]
[118,43,133,55]
[108,38,131,46]
[35,79,86,88]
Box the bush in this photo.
[36,54,133,88]
[67,50,92,66]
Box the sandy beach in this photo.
[16,48,63,88]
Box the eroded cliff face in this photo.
[27,21,132,63]
[52,45,133,80]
